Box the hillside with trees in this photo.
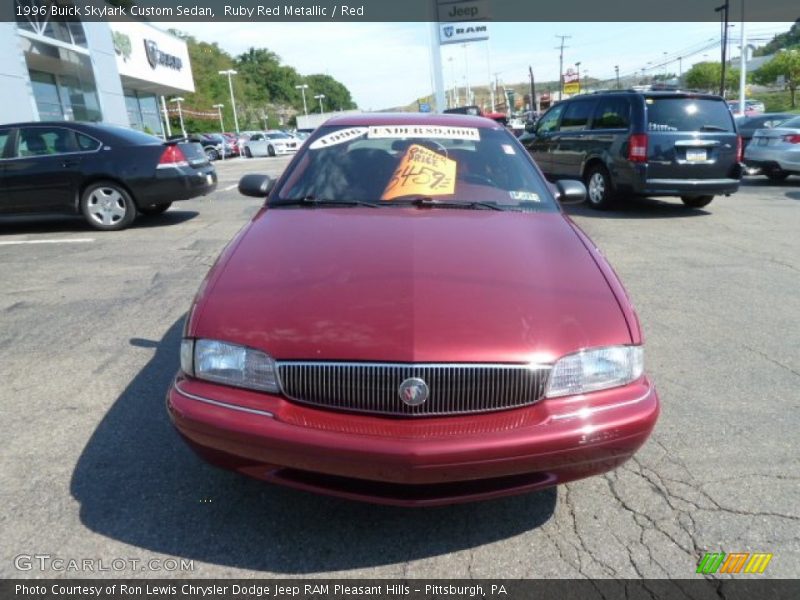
[166,31,357,133]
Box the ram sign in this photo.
[438,22,490,45]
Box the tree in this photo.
[753,20,800,57]
[305,74,357,112]
[684,62,741,93]
[753,49,800,108]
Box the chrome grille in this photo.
[276,362,551,417]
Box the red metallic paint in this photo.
[190,209,632,363]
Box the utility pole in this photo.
[555,34,571,100]
[716,0,730,96]
[528,66,536,113]
[615,65,620,89]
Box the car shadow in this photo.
[0,211,199,235]
[740,176,797,188]
[70,318,557,574]
[563,197,710,219]
[785,191,800,201]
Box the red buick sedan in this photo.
[168,113,659,506]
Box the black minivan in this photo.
[523,91,743,209]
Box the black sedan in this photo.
[735,113,795,149]
[0,122,217,230]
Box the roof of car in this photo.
[322,112,503,129]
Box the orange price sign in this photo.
[381,144,456,200]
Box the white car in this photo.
[744,115,800,181]
[243,131,299,157]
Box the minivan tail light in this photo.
[736,135,743,162]
[783,134,800,144]
[628,134,648,163]
[157,144,189,168]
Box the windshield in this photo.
[274,124,555,211]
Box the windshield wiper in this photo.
[274,195,379,208]
[386,196,507,211]
[699,124,729,132]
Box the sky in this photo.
[159,21,794,110]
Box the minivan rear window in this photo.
[646,97,734,133]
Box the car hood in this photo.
[192,208,632,363]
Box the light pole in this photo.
[169,97,186,137]
[212,103,224,133]
[615,65,620,89]
[218,69,239,134]
[314,94,325,114]
[448,56,458,107]
[462,43,471,105]
[295,84,309,117]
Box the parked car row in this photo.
[0,121,217,230]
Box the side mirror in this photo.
[238,174,275,198]
[555,180,587,205]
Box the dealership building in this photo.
[0,14,194,136]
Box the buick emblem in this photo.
[399,377,429,407]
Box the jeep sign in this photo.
[437,0,490,22]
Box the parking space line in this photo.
[0,238,95,246]
[222,184,238,191]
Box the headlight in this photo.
[183,338,279,393]
[545,345,643,398]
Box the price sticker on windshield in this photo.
[381,144,457,200]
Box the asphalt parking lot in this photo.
[1,156,798,579]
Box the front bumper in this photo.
[167,375,659,506]
[274,145,298,155]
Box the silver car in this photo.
[744,115,800,181]
[243,131,299,158]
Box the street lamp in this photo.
[314,94,325,114]
[295,84,309,117]
[218,69,240,134]
[462,43,471,105]
[212,103,225,133]
[169,97,186,137]
[663,52,668,78]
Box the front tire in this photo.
[681,195,714,208]
[205,147,219,162]
[139,202,173,216]
[80,181,137,231]
[244,147,252,158]
[584,165,615,210]
[268,145,276,157]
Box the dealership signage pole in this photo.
[738,0,746,116]
[434,0,490,112]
